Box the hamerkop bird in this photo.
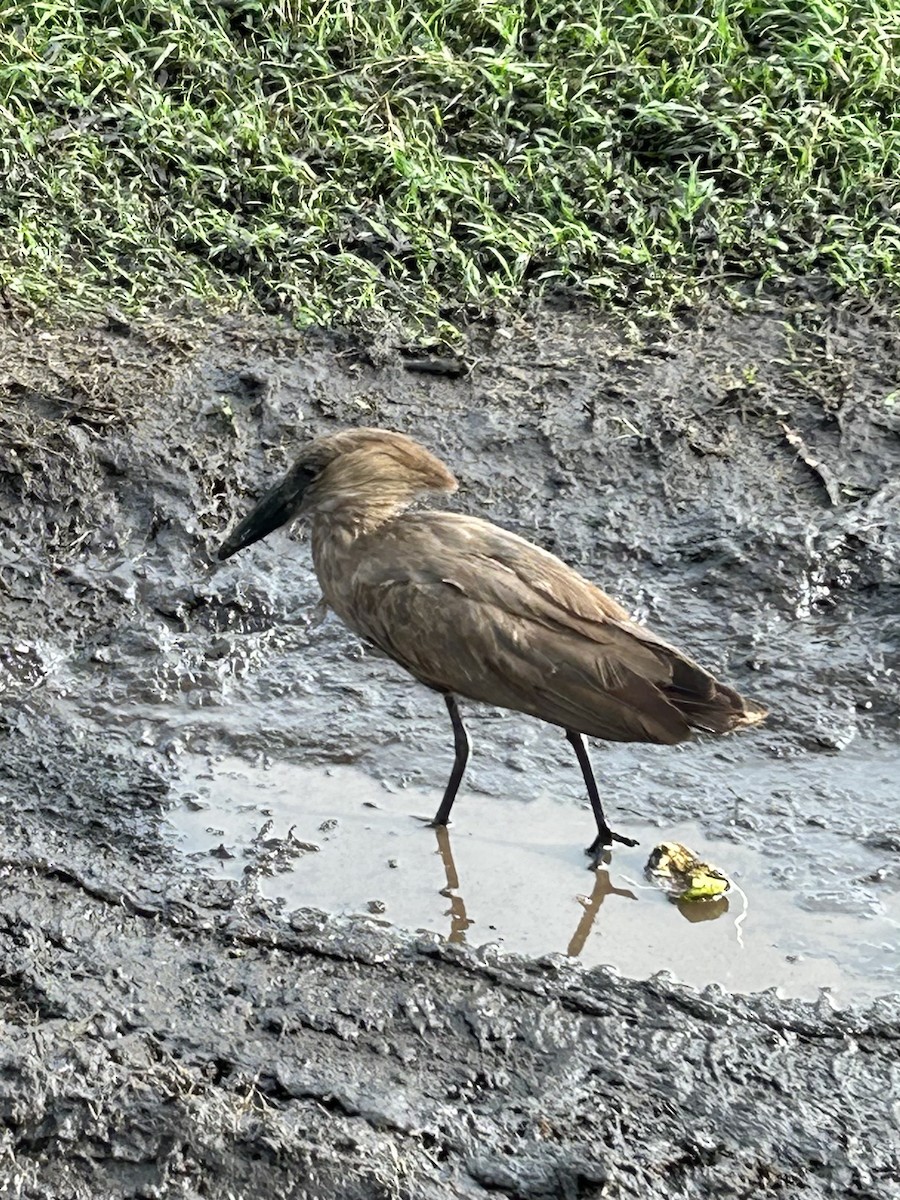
[218,428,765,856]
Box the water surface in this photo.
[170,754,899,1003]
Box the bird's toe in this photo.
[585,829,639,858]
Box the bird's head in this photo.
[217,427,458,560]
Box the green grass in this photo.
[1,0,899,332]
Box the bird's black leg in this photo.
[565,729,639,857]
[430,694,470,827]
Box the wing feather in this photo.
[333,511,760,743]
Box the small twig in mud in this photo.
[779,421,843,505]
[612,414,646,440]
[401,356,467,378]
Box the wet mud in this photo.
[1,301,899,1196]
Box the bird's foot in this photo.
[412,814,451,828]
[585,828,639,863]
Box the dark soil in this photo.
[0,300,898,1198]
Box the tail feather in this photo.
[665,676,767,735]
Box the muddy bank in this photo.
[1,300,899,1196]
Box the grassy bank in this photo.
[1,0,898,331]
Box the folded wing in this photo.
[341,513,765,745]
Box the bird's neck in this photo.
[310,505,402,625]
[309,500,405,587]
[309,510,376,555]
[307,479,432,614]
[308,484,418,539]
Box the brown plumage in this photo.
[219,428,766,857]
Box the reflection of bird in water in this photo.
[434,826,473,944]
[219,428,766,858]
[567,860,638,958]
[432,829,636,957]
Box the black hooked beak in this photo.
[217,464,313,561]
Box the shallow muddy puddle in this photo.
[169,754,898,1004]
